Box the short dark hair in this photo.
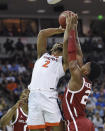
[87,62,101,82]
[51,43,63,53]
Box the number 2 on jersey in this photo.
[42,60,50,68]
[81,90,91,105]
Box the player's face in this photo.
[81,62,91,75]
[51,43,63,56]
[20,90,29,103]
[56,49,63,56]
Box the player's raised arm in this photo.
[63,13,78,72]
[75,24,83,67]
[67,15,83,85]
[63,13,73,71]
[37,28,65,58]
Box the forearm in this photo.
[0,105,17,127]
[40,28,64,37]
[68,30,77,61]
[74,25,83,67]
[75,25,83,57]
[76,35,83,67]
[76,38,83,58]
[37,27,64,58]
[63,20,71,65]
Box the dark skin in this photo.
[64,14,91,92]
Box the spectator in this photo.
[15,38,24,52]
[86,99,96,111]
[96,39,105,52]
[6,73,16,82]
[6,80,18,91]
[18,63,26,74]
[96,98,105,108]
[93,112,103,130]
[3,39,14,53]
[9,63,19,72]
[95,105,104,120]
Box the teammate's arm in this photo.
[0,100,21,127]
[37,28,65,58]
[0,106,17,127]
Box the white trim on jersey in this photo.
[70,93,74,104]
[67,120,70,131]
[20,107,28,117]
[74,107,78,117]
[65,89,78,131]
[68,78,85,94]
[11,108,19,125]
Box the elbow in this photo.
[38,29,48,38]
[38,30,45,36]
[64,39,68,45]
[69,61,77,71]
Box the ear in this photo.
[84,70,89,75]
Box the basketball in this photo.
[58,10,71,28]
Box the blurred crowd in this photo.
[0,21,38,37]
[0,35,105,131]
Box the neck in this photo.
[52,53,61,57]
[51,51,62,57]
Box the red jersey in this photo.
[62,77,92,130]
[12,107,28,131]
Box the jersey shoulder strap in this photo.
[10,108,19,125]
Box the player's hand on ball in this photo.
[74,14,78,25]
[56,26,65,34]
[66,12,78,30]
[58,25,65,32]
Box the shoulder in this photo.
[37,52,49,59]
[42,52,50,57]
[10,108,19,125]
[57,56,63,62]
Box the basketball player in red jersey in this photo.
[62,14,101,131]
[0,89,29,131]
[0,88,52,131]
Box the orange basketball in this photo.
[58,10,72,28]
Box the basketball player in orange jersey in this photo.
[0,89,30,131]
[27,13,77,131]
[62,14,101,131]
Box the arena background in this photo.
[0,0,105,131]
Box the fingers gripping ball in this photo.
[58,10,72,28]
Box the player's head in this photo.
[51,42,63,56]
[81,61,101,82]
[19,89,30,103]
